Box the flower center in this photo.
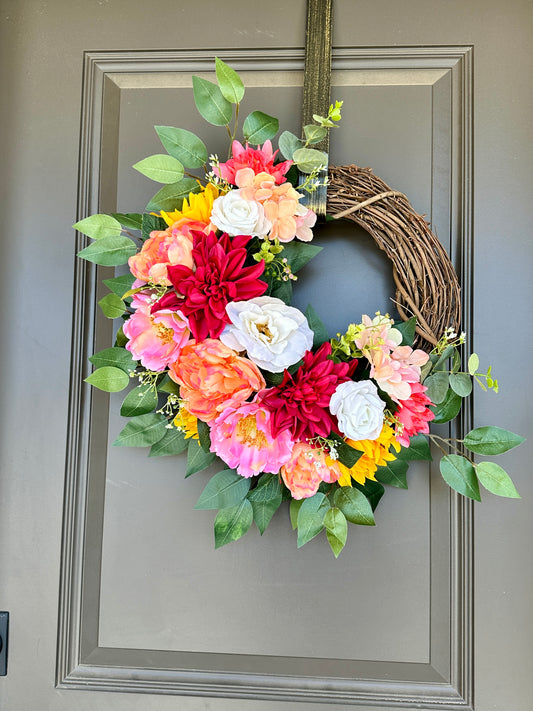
[153,321,174,344]
[236,414,268,448]
[255,321,273,341]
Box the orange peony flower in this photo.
[168,339,266,423]
[281,443,341,500]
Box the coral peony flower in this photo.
[210,189,272,237]
[281,443,340,500]
[168,339,265,423]
[331,424,401,486]
[214,140,292,185]
[329,380,386,441]
[123,293,190,371]
[220,296,313,373]
[160,183,220,227]
[154,231,268,341]
[260,342,357,441]
[128,218,207,285]
[210,401,294,478]
[394,382,435,447]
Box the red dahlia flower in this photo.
[260,342,358,441]
[152,231,267,341]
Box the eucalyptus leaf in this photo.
[73,213,122,239]
[303,124,328,144]
[195,469,250,510]
[155,126,208,169]
[77,235,137,266]
[333,487,375,525]
[242,111,279,144]
[120,384,158,417]
[192,76,233,126]
[305,304,329,348]
[468,353,480,376]
[146,178,201,212]
[449,372,473,397]
[476,461,520,498]
[149,427,188,457]
[89,346,136,373]
[214,500,253,548]
[186,439,216,477]
[423,371,449,404]
[440,454,481,501]
[324,507,348,557]
[98,293,125,319]
[393,317,417,347]
[431,388,462,424]
[278,130,304,160]
[85,366,130,393]
[133,154,184,184]
[293,147,328,174]
[215,56,245,103]
[113,413,168,448]
[463,426,525,455]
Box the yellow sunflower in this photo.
[329,424,401,486]
[160,183,220,227]
[173,406,199,441]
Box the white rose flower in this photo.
[220,296,314,373]
[329,380,385,441]
[210,190,271,237]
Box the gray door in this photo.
[1,2,531,710]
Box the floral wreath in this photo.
[76,59,523,556]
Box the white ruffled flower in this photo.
[329,380,385,441]
[210,190,271,237]
[220,296,314,373]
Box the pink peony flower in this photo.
[214,140,292,185]
[123,293,190,371]
[210,401,294,478]
[370,345,429,403]
[128,218,209,285]
[395,382,435,447]
[281,443,340,500]
[168,339,265,423]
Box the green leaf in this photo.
[89,346,136,373]
[296,492,330,547]
[157,376,181,395]
[85,366,130,392]
[133,154,184,184]
[186,439,216,477]
[192,76,232,126]
[431,344,455,371]
[73,214,122,239]
[449,372,473,397]
[467,353,480,376]
[242,111,279,144]
[293,147,328,174]
[215,56,245,103]
[440,454,481,501]
[324,507,348,557]
[431,388,462,424]
[155,126,208,169]
[476,462,520,498]
[115,325,128,347]
[78,235,138,266]
[195,469,251,510]
[247,473,283,502]
[103,273,136,299]
[305,304,329,348]
[423,372,450,405]
[141,212,167,243]
[111,212,143,230]
[196,419,212,453]
[270,278,292,305]
[463,426,525,455]
[393,317,417,346]
[290,498,303,529]
[333,487,375,525]
[280,241,322,273]
[396,434,432,461]
[149,426,188,457]
[113,412,167,447]
[251,496,282,535]
[374,458,409,488]
[303,124,328,144]
[120,384,158,417]
[214,500,254,548]
[146,178,201,212]
[329,433,362,468]
[98,293,125,319]
[278,130,304,160]
[353,479,385,511]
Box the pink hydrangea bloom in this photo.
[354,314,403,355]
[370,345,429,402]
[214,140,292,185]
[123,293,190,371]
[210,401,294,478]
[395,382,435,447]
[281,443,341,500]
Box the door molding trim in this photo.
[59,46,474,709]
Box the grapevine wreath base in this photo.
[327,165,461,349]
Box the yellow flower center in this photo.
[153,320,174,344]
[256,321,273,341]
[236,414,268,448]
